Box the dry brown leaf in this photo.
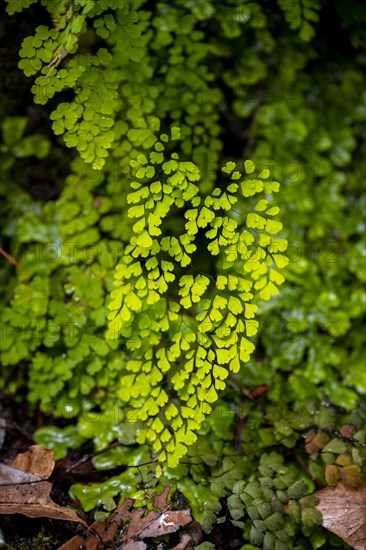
[123,485,192,542]
[138,510,192,538]
[122,543,147,550]
[0,455,87,528]
[11,444,55,478]
[119,541,147,550]
[316,481,366,550]
[58,484,194,550]
[57,498,135,550]
[153,484,171,510]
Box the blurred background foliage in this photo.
[0,0,365,548]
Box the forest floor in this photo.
[0,399,244,549]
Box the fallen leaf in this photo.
[59,485,195,550]
[0,446,88,529]
[123,485,192,541]
[122,543,147,550]
[316,481,366,550]
[139,510,192,538]
[153,484,171,510]
[57,498,135,550]
[11,444,54,478]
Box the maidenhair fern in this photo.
[106,120,288,471]
[277,0,321,41]
[13,0,221,177]
[4,0,287,474]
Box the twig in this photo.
[52,443,158,482]
[0,247,30,287]
[291,448,322,488]
[318,425,366,449]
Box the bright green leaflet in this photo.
[106,123,288,471]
